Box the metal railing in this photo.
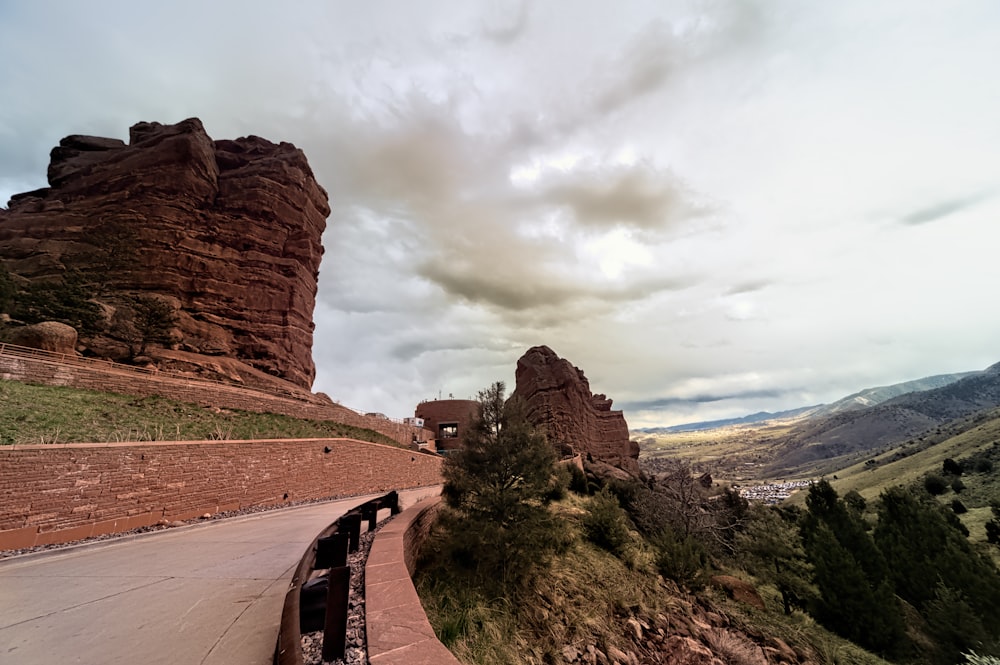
[274,491,401,665]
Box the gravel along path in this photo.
[301,523,386,665]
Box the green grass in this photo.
[824,410,1000,503]
[0,379,402,447]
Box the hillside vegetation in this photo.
[0,379,401,447]
[765,364,1000,477]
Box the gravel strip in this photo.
[301,522,386,665]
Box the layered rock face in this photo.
[511,345,640,475]
[0,118,329,388]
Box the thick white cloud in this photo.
[3,1,1000,427]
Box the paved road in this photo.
[0,487,441,665]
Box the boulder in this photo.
[7,321,78,355]
[511,346,640,475]
[0,118,329,388]
[709,575,766,610]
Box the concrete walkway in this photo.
[0,487,441,665]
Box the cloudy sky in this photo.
[3,1,1000,427]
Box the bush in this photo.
[582,488,633,557]
[951,499,968,515]
[951,478,966,494]
[652,528,709,589]
[567,463,589,495]
[924,474,949,495]
[943,458,964,476]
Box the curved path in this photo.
[0,487,441,665]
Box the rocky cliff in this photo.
[0,118,329,388]
[511,345,640,475]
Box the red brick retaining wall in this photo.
[366,496,461,665]
[0,438,444,550]
[0,346,433,446]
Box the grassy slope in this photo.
[826,411,1000,502]
[0,379,402,447]
[781,411,1000,559]
[417,494,887,665]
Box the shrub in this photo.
[951,499,968,515]
[951,478,966,494]
[652,527,709,589]
[943,458,964,476]
[582,488,633,557]
[924,474,949,495]
[567,463,589,495]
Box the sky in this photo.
[2,1,1000,428]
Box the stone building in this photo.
[413,399,479,454]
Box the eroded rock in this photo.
[511,346,639,475]
[0,118,328,388]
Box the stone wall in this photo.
[366,496,461,665]
[0,438,443,550]
[0,345,433,446]
[414,399,479,452]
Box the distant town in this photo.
[733,480,813,504]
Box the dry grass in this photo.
[0,379,401,447]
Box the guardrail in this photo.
[273,491,401,665]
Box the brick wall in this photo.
[0,348,433,446]
[0,438,444,549]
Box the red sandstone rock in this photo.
[510,346,639,475]
[0,118,329,388]
[7,321,78,355]
[709,575,766,610]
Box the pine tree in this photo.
[873,486,1000,647]
[440,381,562,593]
[800,481,906,656]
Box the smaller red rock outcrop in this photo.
[7,321,78,355]
[511,346,640,475]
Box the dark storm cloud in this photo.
[621,388,789,411]
[537,166,692,231]
[899,192,993,226]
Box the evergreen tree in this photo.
[924,583,990,665]
[12,270,102,334]
[737,505,814,615]
[873,486,1000,644]
[800,480,906,656]
[0,262,14,315]
[440,381,563,593]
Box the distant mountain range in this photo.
[635,371,978,434]
[635,406,819,433]
[765,362,1000,476]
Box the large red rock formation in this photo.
[511,345,640,475]
[0,118,329,388]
